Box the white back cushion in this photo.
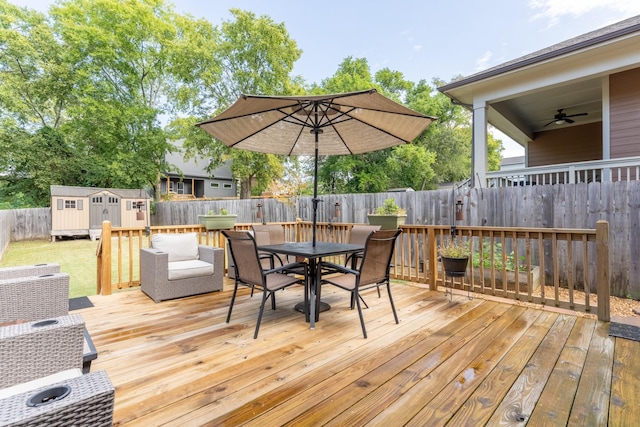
[151,233,199,262]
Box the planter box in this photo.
[198,214,237,230]
[367,214,406,230]
[472,266,541,292]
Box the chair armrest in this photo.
[319,261,358,276]
[0,264,60,280]
[140,248,169,284]
[198,246,224,288]
[0,314,85,389]
[0,273,69,323]
[268,262,308,278]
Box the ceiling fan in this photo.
[544,109,588,127]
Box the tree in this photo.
[174,9,303,198]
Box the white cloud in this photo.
[529,0,640,27]
[474,51,493,72]
[413,44,422,52]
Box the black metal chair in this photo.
[223,230,308,339]
[319,229,402,338]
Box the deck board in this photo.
[74,278,640,426]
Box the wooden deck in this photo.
[77,278,639,426]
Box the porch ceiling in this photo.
[491,78,603,137]
[439,15,640,148]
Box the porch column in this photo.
[472,102,488,187]
[601,76,611,181]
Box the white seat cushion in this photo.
[168,260,214,281]
[0,368,82,399]
[152,233,199,262]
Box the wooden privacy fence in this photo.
[96,220,610,320]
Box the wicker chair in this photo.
[0,272,97,373]
[140,233,224,302]
[0,370,114,427]
[0,273,69,324]
[0,263,59,280]
[0,314,85,389]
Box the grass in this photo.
[0,238,100,298]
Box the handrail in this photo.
[487,155,640,186]
[96,219,610,320]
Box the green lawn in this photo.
[0,239,99,298]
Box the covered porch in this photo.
[79,277,638,426]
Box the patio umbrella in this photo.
[196,88,436,245]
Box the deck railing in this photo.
[96,219,610,320]
[487,156,640,187]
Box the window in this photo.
[210,182,219,188]
[223,183,232,189]
[65,200,76,209]
[133,201,145,210]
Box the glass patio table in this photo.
[256,241,364,330]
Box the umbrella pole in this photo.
[312,133,319,247]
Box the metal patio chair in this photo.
[320,229,402,338]
[223,230,308,339]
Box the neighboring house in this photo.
[50,185,150,241]
[160,140,237,200]
[439,15,640,187]
[500,156,525,172]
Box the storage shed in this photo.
[50,185,151,241]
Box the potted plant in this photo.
[198,208,237,230]
[367,198,407,230]
[438,238,470,276]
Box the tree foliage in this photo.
[0,0,504,207]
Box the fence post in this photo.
[100,221,112,295]
[596,220,610,321]
[428,227,438,291]
[296,218,302,242]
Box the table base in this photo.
[295,301,331,314]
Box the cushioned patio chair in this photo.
[223,230,308,339]
[320,229,402,338]
[140,232,223,302]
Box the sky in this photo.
[10,0,640,157]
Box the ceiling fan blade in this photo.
[565,112,588,118]
[543,120,555,127]
[565,118,575,124]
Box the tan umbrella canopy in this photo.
[196,88,436,245]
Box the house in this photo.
[50,185,151,241]
[160,140,237,199]
[439,15,640,187]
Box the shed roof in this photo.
[50,185,150,199]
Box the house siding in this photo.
[610,67,640,159]
[528,122,602,167]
